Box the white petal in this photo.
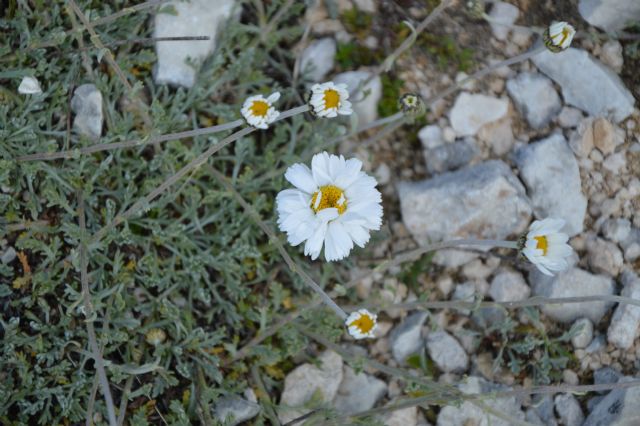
[284,163,317,194]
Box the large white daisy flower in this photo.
[521,218,573,276]
[345,309,378,339]
[309,82,352,118]
[240,92,280,129]
[544,21,576,52]
[276,152,383,261]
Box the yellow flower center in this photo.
[553,27,571,46]
[350,314,375,334]
[535,236,549,256]
[323,89,340,109]
[250,100,269,117]
[310,185,347,215]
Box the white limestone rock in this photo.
[397,160,531,246]
[154,0,236,88]
[449,92,509,136]
[579,0,640,32]
[71,84,103,141]
[278,351,343,424]
[506,72,561,129]
[514,134,587,236]
[530,267,615,323]
[532,48,635,123]
[300,38,337,82]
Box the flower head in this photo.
[276,152,383,261]
[309,82,352,118]
[241,92,281,129]
[145,328,167,346]
[18,76,42,95]
[521,218,573,276]
[543,21,576,53]
[345,309,378,339]
[398,93,426,118]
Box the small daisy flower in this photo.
[345,309,377,339]
[18,76,42,95]
[241,92,281,129]
[543,21,576,53]
[521,218,573,276]
[276,152,383,261]
[145,328,167,346]
[398,93,426,118]
[308,82,352,118]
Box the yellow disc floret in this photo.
[250,100,269,117]
[535,236,549,256]
[349,313,375,334]
[323,89,340,109]
[310,185,347,215]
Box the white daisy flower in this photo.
[544,21,576,52]
[521,218,573,276]
[276,151,383,262]
[18,76,42,95]
[241,92,281,129]
[309,82,352,118]
[345,309,377,339]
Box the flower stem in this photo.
[87,105,309,249]
[16,119,245,162]
[208,165,348,320]
[425,45,546,106]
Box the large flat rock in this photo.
[579,0,640,31]
[514,134,587,236]
[532,48,634,123]
[397,160,531,246]
[154,0,236,88]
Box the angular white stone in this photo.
[278,350,343,424]
[490,270,530,302]
[607,271,640,349]
[398,160,531,244]
[333,366,387,415]
[300,38,337,82]
[506,72,561,129]
[579,0,640,31]
[488,2,520,41]
[449,92,509,136]
[530,267,615,323]
[514,134,586,236]
[532,48,635,123]
[154,0,236,88]
[425,331,469,373]
[437,377,526,426]
[71,84,103,141]
[18,76,42,95]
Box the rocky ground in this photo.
[4,0,640,424]
[265,0,640,425]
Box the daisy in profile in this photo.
[521,218,573,276]
[543,21,576,53]
[241,92,280,129]
[276,152,382,261]
[308,82,352,118]
[345,309,378,339]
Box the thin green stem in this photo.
[87,105,309,250]
[425,45,546,106]
[17,119,244,162]
[228,238,518,363]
